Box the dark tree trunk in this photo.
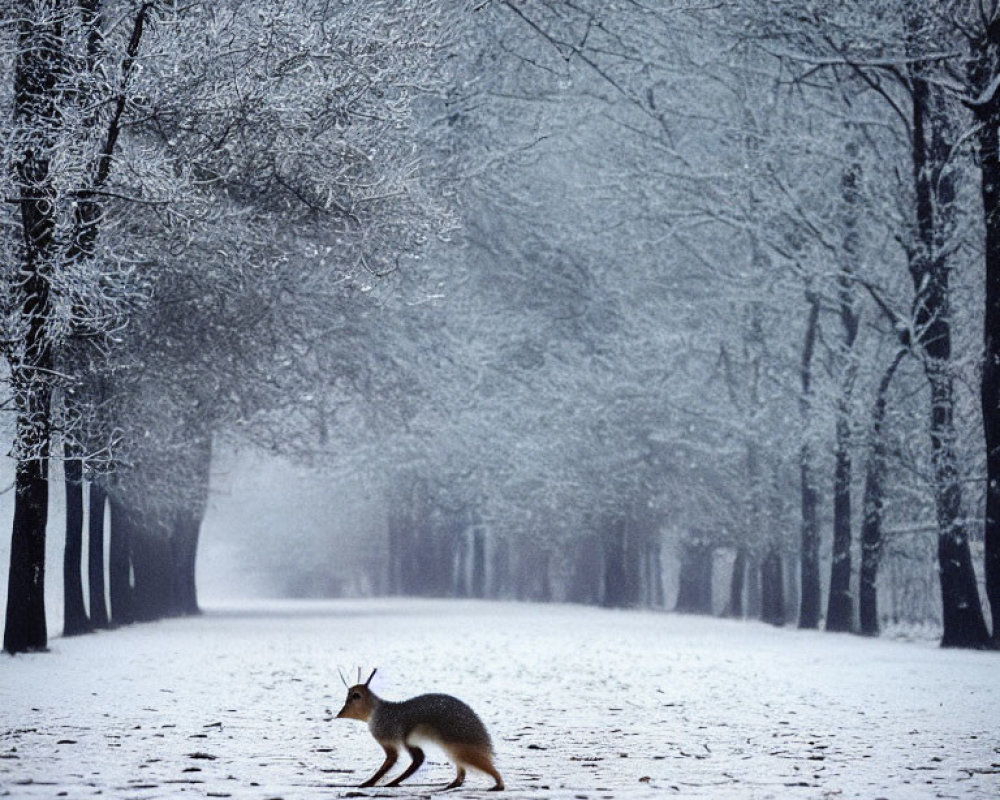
[169,434,210,615]
[88,482,109,628]
[827,386,858,631]
[131,519,172,623]
[827,150,861,633]
[491,537,510,599]
[909,68,991,648]
[674,539,713,614]
[108,496,134,625]
[386,507,405,594]
[568,533,602,604]
[624,514,647,606]
[470,528,486,599]
[746,553,762,619]
[647,536,664,607]
[4,458,50,653]
[454,529,470,598]
[725,547,747,618]
[982,129,1000,648]
[62,451,90,636]
[826,412,854,632]
[3,5,63,655]
[535,548,552,602]
[170,510,201,616]
[859,350,905,637]
[970,27,1000,646]
[760,545,786,627]
[799,294,822,629]
[602,517,630,608]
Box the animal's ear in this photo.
[337,666,348,688]
[365,668,378,686]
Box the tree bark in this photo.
[470,528,486,599]
[169,434,211,615]
[602,517,630,608]
[674,538,713,614]
[799,293,822,629]
[982,132,1000,648]
[88,481,110,628]
[491,537,510,599]
[909,70,991,648]
[130,516,172,623]
[826,144,862,633]
[3,4,64,654]
[826,409,854,632]
[760,544,786,627]
[646,535,664,607]
[725,546,747,618]
[568,533,602,604]
[970,24,1000,646]
[62,450,90,636]
[170,510,202,616]
[859,349,906,636]
[108,495,134,625]
[4,457,50,653]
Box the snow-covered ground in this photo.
[1,599,998,799]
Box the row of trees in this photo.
[2,0,466,653]
[4,1,998,651]
[273,1,995,647]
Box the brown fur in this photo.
[336,679,504,790]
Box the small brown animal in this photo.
[336,668,504,791]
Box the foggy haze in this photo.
[3,4,999,799]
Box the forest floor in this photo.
[1,599,998,800]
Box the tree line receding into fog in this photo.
[3,1,1000,653]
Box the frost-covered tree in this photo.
[1,0,464,652]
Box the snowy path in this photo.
[1,599,998,800]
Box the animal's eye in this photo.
[351,692,361,700]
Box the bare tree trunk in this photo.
[675,538,713,614]
[491,537,510,599]
[170,434,211,615]
[602,517,629,607]
[3,4,63,654]
[725,547,747,618]
[827,144,861,633]
[647,535,664,607]
[761,545,786,627]
[746,552,762,619]
[568,533,602,604]
[62,448,90,636]
[5,455,50,653]
[799,293,822,629]
[170,510,201,616]
[470,528,486,599]
[536,548,552,602]
[859,350,905,636]
[130,514,173,623]
[909,68,990,648]
[970,27,1000,646]
[88,481,110,628]
[108,496,134,626]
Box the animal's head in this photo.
[336,667,378,721]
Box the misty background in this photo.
[1,1,997,652]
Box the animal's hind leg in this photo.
[386,746,424,787]
[450,745,504,791]
[444,765,466,790]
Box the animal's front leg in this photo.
[386,746,425,786]
[359,743,398,788]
